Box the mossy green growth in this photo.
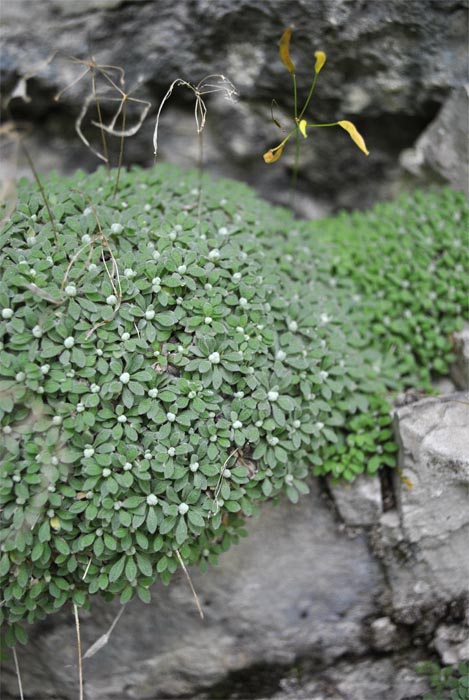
[303,188,468,383]
[0,164,466,644]
[417,661,469,700]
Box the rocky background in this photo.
[1,0,468,217]
[1,1,468,698]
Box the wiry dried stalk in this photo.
[175,550,204,620]
[55,54,150,181]
[12,647,24,700]
[73,604,84,700]
[212,448,239,515]
[83,606,125,660]
[152,74,237,159]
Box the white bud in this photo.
[145,309,155,320]
[178,502,189,515]
[119,372,130,384]
[267,390,279,402]
[32,325,43,338]
[2,308,13,319]
[83,447,94,458]
[208,352,220,364]
[111,223,123,234]
[102,468,111,477]
[64,337,75,349]
[166,412,176,422]
[146,494,158,506]
[106,295,117,305]
[117,415,127,423]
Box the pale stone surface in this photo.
[400,86,469,194]
[376,394,469,621]
[370,616,400,652]
[451,326,469,390]
[329,474,383,526]
[434,623,469,665]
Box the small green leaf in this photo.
[109,556,126,582]
[125,557,137,582]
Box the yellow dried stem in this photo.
[280,27,295,74]
[338,120,369,155]
[314,51,326,74]
[263,145,284,163]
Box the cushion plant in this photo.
[0,163,467,645]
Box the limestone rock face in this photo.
[399,86,469,195]
[1,0,468,214]
[328,474,383,526]
[379,394,469,621]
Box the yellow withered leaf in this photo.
[280,27,295,74]
[50,516,61,530]
[263,145,284,163]
[338,120,369,155]
[314,51,326,74]
[299,119,308,138]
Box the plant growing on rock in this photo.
[1,160,467,650]
[417,661,469,700]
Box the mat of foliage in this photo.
[0,164,466,644]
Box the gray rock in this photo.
[256,656,430,700]
[370,616,400,652]
[1,0,468,214]
[451,325,469,391]
[1,487,384,699]
[329,474,383,526]
[376,394,469,621]
[434,623,469,665]
[400,86,469,194]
